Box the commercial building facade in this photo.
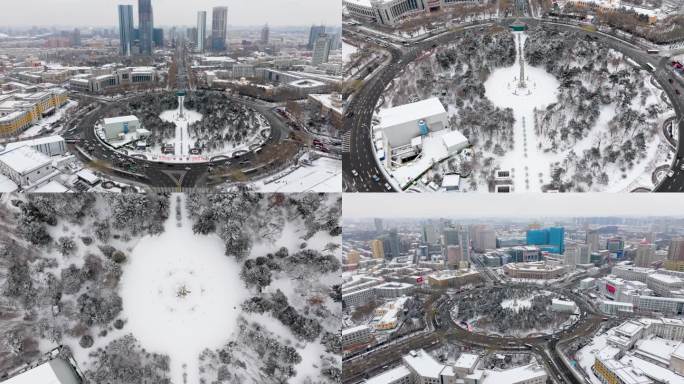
[212,6,228,52]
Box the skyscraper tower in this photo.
[211,6,228,52]
[308,25,325,49]
[138,0,154,55]
[261,24,270,45]
[197,11,207,53]
[312,34,332,66]
[118,4,134,56]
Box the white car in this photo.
[351,169,359,177]
[668,170,675,177]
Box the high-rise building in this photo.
[586,229,600,252]
[118,4,134,56]
[669,238,684,261]
[443,228,459,246]
[635,241,656,268]
[472,226,496,253]
[197,11,207,52]
[606,237,625,258]
[138,0,154,55]
[388,228,400,259]
[374,218,383,232]
[312,34,332,66]
[153,28,164,47]
[211,6,228,52]
[564,246,578,270]
[422,223,439,245]
[666,238,684,271]
[446,245,462,268]
[72,28,81,47]
[308,24,326,49]
[370,239,384,259]
[347,250,360,265]
[261,24,270,45]
[526,227,565,254]
[577,244,590,264]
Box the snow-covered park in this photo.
[0,192,342,384]
[101,92,271,164]
[451,287,577,337]
[377,26,674,192]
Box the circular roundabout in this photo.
[449,285,579,338]
[90,90,273,165]
[360,21,677,192]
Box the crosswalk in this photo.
[342,131,352,153]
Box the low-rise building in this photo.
[0,145,55,186]
[342,324,372,349]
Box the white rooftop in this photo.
[364,366,411,384]
[454,353,479,370]
[402,349,444,379]
[378,98,447,130]
[4,135,64,152]
[441,130,468,151]
[0,145,51,174]
[3,359,81,384]
[33,180,68,193]
[342,324,370,336]
[480,363,548,384]
[76,169,99,185]
[103,115,139,125]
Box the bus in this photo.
[646,63,656,72]
[647,49,659,54]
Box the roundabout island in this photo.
[70,89,307,190]
[344,17,684,193]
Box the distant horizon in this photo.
[0,24,337,31]
[0,0,340,28]
[343,194,684,219]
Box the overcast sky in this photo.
[0,0,341,28]
[343,194,684,219]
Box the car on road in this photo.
[668,169,675,177]
[351,169,359,177]
[384,183,392,191]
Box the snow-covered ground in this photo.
[120,195,248,384]
[159,108,203,158]
[343,42,358,64]
[254,156,342,192]
[484,32,560,192]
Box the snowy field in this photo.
[120,195,248,384]
[254,157,342,192]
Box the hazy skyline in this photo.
[0,0,341,28]
[344,194,684,219]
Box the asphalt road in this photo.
[343,16,684,192]
[342,284,604,384]
[63,43,299,191]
